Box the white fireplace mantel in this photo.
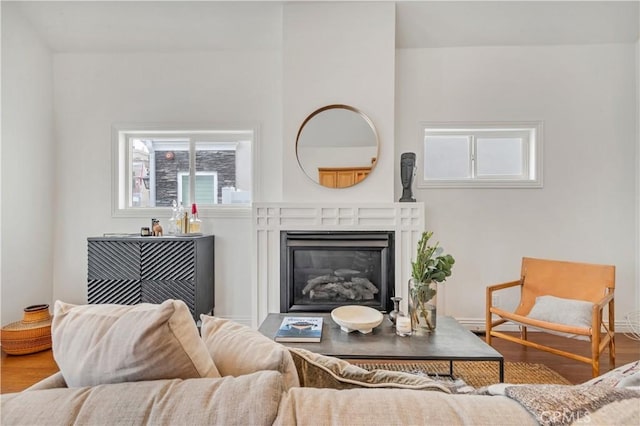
[252,202,425,327]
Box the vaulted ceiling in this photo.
[8,1,640,52]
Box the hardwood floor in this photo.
[488,332,640,384]
[1,349,59,394]
[1,332,639,394]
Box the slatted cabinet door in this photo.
[87,240,141,305]
[140,240,197,318]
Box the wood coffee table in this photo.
[258,313,504,382]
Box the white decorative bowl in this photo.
[331,305,384,334]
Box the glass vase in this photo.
[395,312,412,337]
[408,278,437,333]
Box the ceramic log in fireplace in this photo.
[280,231,394,313]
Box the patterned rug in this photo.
[350,360,572,388]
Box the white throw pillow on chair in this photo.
[526,295,594,341]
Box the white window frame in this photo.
[112,123,260,218]
[417,121,543,188]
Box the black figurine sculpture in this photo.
[399,152,416,202]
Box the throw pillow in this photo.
[52,300,220,387]
[288,347,451,392]
[526,295,593,341]
[581,360,640,388]
[200,315,299,389]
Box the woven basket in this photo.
[1,304,52,355]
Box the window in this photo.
[113,125,256,217]
[418,122,543,188]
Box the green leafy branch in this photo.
[411,231,455,286]
[409,231,455,331]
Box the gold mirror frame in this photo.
[295,104,379,189]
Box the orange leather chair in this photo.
[486,257,615,377]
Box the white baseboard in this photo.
[456,317,637,334]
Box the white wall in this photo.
[282,2,396,202]
[396,44,638,324]
[1,5,55,325]
[51,50,282,323]
[636,38,640,315]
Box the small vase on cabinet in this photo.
[408,278,437,333]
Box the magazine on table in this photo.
[274,316,323,342]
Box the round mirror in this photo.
[296,105,379,188]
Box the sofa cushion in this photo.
[274,387,538,426]
[585,399,640,426]
[200,315,299,389]
[289,347,451,391]
[25,372,67,391]
[2,371,284,426]
[52,300,219,387]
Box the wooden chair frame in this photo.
[485,257,615,377]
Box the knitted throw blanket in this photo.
[504,384,640,426]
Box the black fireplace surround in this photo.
[280,231,394,313]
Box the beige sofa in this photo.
[2,300,639,426]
